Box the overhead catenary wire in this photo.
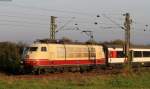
[0,14,120,29]
[0,10,50,17]
[57,17,76,31]
[0,23,48,28]
[0,12,86,20]
[0,9,145,31]
[0,3,95,16]
[0,15,147,33]
[101,13,124,29]
[0,3,149,44]
[0,14,48,21]
[0,10,95,20]
[0,3,148,25]
[0,3,148,33]
[0,19,49,26]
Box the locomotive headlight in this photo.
[20,60,24,64]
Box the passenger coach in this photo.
[107,45,150,67]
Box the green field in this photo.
[0,72,150,89]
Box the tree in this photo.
[59,36,72,43]
[0,42,26,74]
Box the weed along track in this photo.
[0,70,150,89]
[12,67,150,80]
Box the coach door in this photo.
[88,46,96,64]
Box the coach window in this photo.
[117,51,124,58]
[143,51,150,57]
[41,47,47,52]
[134,51,142,57]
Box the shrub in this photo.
[0,42,24,74]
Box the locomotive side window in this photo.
[29,47,38,51]
[143,51,150,57]
[41,47,47,52]
[134,51,142,57]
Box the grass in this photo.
[0,72,150,89]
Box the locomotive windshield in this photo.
[29,47,38,51]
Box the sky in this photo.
[0,0,150,44]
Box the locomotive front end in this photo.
[23,43,49,70]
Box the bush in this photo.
[0,42,23,74]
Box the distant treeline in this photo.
[0,40,149,74]
[100,39,150,47]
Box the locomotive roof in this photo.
[33,39,150,49]
[34,39,101,45]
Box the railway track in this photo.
[12,67,150,80]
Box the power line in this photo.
[0,10,50,17]
[0,14,48,21]
[0,11,91,20]
[0,23,48,28]
[0,19,49,26]
[0,12,147,33]
[0,3,95,16]
[0,4,149,30]
[57,17,75,31]
[0,14,110,28]
[102,13,124,29]
[0,13,80,20]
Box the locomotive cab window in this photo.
[29,47,38,51]
[41,47,47,52]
